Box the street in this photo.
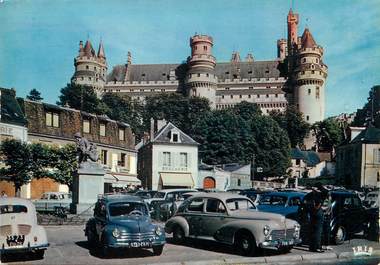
[1,225,379,265]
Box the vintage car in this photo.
[298,190,379,245]
[256,191,306,220]
[134,190,157,200]
[165,193,301,256]
[85,194,165,256]
[239,189,270,206]
[0,197,49,259]
[32,192,71,214]
[363,191,379,209]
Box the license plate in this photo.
[130,241,151,248]
[6,235,25,247]
[282,239,293,246]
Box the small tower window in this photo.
[308,89,311,95]
[306,115,310,121]
[206,73,209,77]
[222,95,224,99]
[266,94,269,98]
[302,58,307,63]
[197,73,200,77]
[203,46,207,51]
[86,65,89,69]
[89,77,92,81]
[316,58,319,63]
[94,66,97,70]
[239,95,242,98]
[248,95,251,98]
[257,94,260,98]
[316,86,320,99]
[230,95,233,99]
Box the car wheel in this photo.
[153,245,164,255]
[333,225,346,245]
[172,225,185,244]
[235,233,256,256]
[87,230,97,248]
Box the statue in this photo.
[74,132,98,164]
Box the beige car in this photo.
[165,193,301,256]
[0,197,49,260]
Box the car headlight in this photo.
[263,225,270,236]
[112,228,120,238]
[155,226,163,236]
[294,224,300,232]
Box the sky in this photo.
[0,0,379,117]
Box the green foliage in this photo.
[26,88,43,101]
[192,102,291,178]
[0,139,32,195]
[312,118,344,152]
[101,93,144,139]
[270,105,310,148]
[143,93,210,135]
[57,83,107,114]
[352,85,380,128]
[50,144,78,190]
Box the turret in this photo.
[71,39,108,94]
[185,34,217,108]
[277,39,287,60]
[293,28,328,124]
[287,9,299,55]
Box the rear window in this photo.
[259,195,287,206]
[0,205,28,214]
[226,198,255,211]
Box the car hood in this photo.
[229,209,297,228]
[256,205,295,215]
[109,215,154,233]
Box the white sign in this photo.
[257,167,263,173]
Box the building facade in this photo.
[23,100,139,197]
[71,9,327,124]
[336,126,380,189]
[138,121,198,190]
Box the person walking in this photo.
[1,191,7,198]
[309,199,324,252]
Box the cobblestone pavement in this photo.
[1,225,379,265]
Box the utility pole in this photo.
[250,154,255,181]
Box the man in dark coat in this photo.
[309,199,324,252]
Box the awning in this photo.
[159,173,194,187]
[104,173,141,187]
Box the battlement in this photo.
[190,35,213,45]
[75,56,107,67]
[298,45,324,56]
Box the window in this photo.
[316,58,319,64]
[237,179,241,186]
[266,94,269,98]
[257,94,260,98]
[203,46,207,51]
[289,197,301,206]
[119,128,125,141]
[89,77,92,81]
[86,65,89,69]
[46,112,59,128]
[222,95,224,99]
[275,94,278,98]
[248,95,251,98]
[306,115,310,121]
[163,152,171,166]
[374,149,380,164]
[239,95,242,98]
[230,95,233,99]
[308,89,311,95]
[187,198,204,212]
[99,123,106,137]
[100,150,108,165]
[296,159,300,165]
[119,153,126,167]
[172,132,179,142]
[316,87,320,99]
[302,58,306,63]
[206,199,226,213]
[83,120,90,133]
[197,73,200,77]
[249,86,253,90]
[180,152,188,167]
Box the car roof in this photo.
[264,191,306,197]
[157,189,197,193]
[0,197,35,208]
[100,194,144,204]
[189,192,250,201]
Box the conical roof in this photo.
[301,28,317,48]
[97,41,106,58]
[84,40,95,57]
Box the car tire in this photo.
[235,233,256,256]
[87,229,97,248]
[153,245,164,255]
[172,225,185,244]
[333,225,346,245]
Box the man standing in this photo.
[309,199,324,252]
[1,191,7,198]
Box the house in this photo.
[336,126,380,189]
[138,121,198,190]
[221,163,252,190]
[198,163,230,191]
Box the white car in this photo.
[33,192,72,214]
[0,197,49,260]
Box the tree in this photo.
[0,139,32,196]
[57,83,107,114]
[26,88,43,101]
[270,105,310,148]
[101,93,144,139]
[312,118,344,152]
[352,85,380,128]
[50,144,78,190]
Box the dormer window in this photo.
[172,132,179,142]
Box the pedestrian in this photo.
[1,191,7,198]
[309,199,324,252]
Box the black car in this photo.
[134,190,157,200]
[299,190,379,245]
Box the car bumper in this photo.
[0,243,49,254]
[259,238,301,249]
[108,240,166,249]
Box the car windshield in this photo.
[259,195,287,206]
[225,198,255,211]
[0,205,28,214]
[41,194,49,199]
[108,202,148,217]
[153,192,166,198]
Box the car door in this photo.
[202,198,229,240]
[184,198,205,237]
[287,196,302,220]
[348,196,367,234]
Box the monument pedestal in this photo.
[71,161,105,216]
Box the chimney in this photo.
[156,119,167,132]
[150,118,155,140]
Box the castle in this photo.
[71,9,327,124]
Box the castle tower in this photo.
[71,39,108,94]
[287,9,299,55]
[185,34,217,108]
[294,28,328,124]
[277,38,287,60]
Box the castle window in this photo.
[100,150,108,165]
[266,86,271,89]
[266,78,269,81]
[265,69,269,74]
[316,86,320,99]
[161,89,165,92]
[96,78,98,82]
[257,94,260,98]
[248,70,252,74]
[222,95,224,99]
[197,73,200,77]
[86,65,89,69]
[266,94,269,98]
[306,115,310,121]
[248,95,251,98]
[206,73,209,77]
[225,87,230,90]
[302,58,306,63]
[311,70,315,74]
[137,96,140,100]
[239,95,242,98]
[275,94,278,98]
[83,119,91,134]
[249,87,253,90]
[162,73,166,76]
[141,73,146,77]
[151,89,154,92]
[225,71,229,75]
[308,89,311,95]
[89,77,92,81]
[99,123,106,137]
[316,58,319,63]
[140,89,144,92]
[203,46,207,51]
[81,77,84,81]
[230,95,233,99]
[130,89,133,92]
[94,66,97,70]
[311,64,315,70]
[257,78,260,81]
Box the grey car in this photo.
[165,193,301,256]
[33,192,71,214]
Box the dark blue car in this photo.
[257,191,306,220]
[85,194,166,256]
